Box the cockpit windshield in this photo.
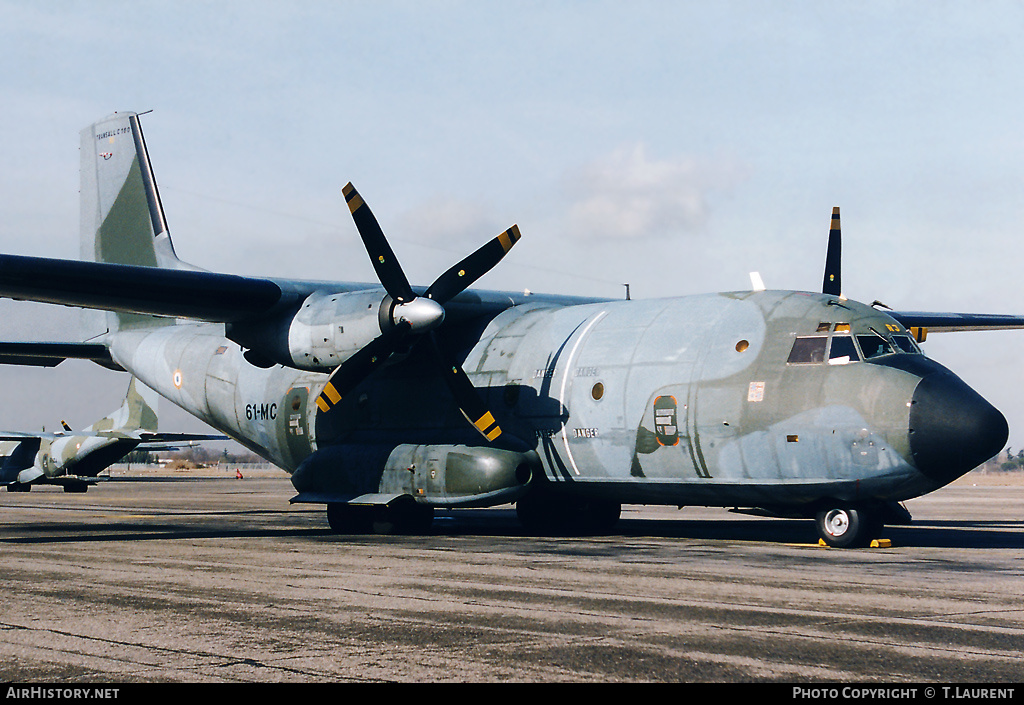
[787,336,827,364]
[891,335,919,354]
[827,335,858,365]
[856,334,893,359]
[787,323,921,366]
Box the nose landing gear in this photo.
[815,506,884,548]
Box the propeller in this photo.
[314,183,521,444]
[822,206,842,296]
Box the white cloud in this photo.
[562,143,747,241]
[396,197,498,246]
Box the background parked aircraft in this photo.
[1,376,224,492]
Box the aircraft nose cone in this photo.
[909,371,1007,484]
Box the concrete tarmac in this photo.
[1,469,1022,683]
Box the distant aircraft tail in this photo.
[80,111,199,333]
[0,438,41,484]
[84,377,160,434]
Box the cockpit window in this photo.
[857,334,894,359]
[788,336,828,364]
[891,335,919,354]
[827,335,859,365]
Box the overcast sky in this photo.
[2,1,1024,456]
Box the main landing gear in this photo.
[326,500,434,535]
[516,490,621,535]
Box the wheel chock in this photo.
[817,538,892,548]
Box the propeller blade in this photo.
[343,183,415,303]
[429,332,503,442]
[314,321,411,413]
[324,185,525,444]
[822,206,842,296]
[425,225,522,305]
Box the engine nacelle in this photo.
[229,289,447,372]
[380,444,536,507]
[227,290,387,371]
[286,290,385,370]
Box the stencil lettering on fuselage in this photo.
[654,395,679,446]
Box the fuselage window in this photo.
[827,335,859,365]
[857,334,894,359]
[787,336,828,364]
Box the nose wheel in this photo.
[815,506,884,548]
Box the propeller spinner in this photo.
[315,183,521,444]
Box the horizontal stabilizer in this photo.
[136,432,228,443]
[0,341,120,369]
[0,433,50,442]
[0,255,288,322]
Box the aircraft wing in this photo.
[0,254,603,324]
[70,430,229,443]
[0,254,300,322]
[0,431,226,443]
[890,311,1024,333]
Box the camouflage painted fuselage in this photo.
[103,288,995,511]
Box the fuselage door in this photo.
[283,386,313,466]
[559,308,636,479]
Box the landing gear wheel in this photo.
[326,503,372,534]
[371,503,434,535]
[517,491,621,536]
[576,499,621,535]
[815,506,883,548]
[516,490,560,534]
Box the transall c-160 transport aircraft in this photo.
[0,112,1021,547]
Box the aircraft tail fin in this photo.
[85,377,159,434]
[80,112,201,333]
[0,438,41,484]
